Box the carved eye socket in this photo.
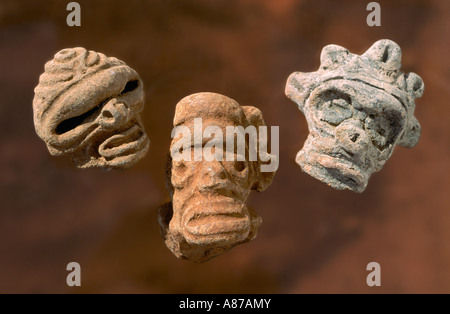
[316,90,353,126]
[120,80,139,94]
[364,110,404,151]
[365,113,394,151]
[172,159,187,175]
[171,159,189,189]
[55,103,102,134]
[234,161,246,172]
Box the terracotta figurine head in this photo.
[33,47,149,169]
[286,39,423,192]
[159,92,276,262]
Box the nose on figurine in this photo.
[199,160,228,192]
[335,119,371,155]
[100,99,128,129]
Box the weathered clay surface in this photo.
[159,92,276,262]
[286,39,424,192]
[33,47,149,169]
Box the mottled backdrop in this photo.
[0,0,449,293]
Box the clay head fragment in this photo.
[285,39,424,192]
[33,47,149,169]
[158,92,276,262]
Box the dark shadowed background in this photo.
[0,0,448,293]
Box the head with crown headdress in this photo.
[286,39,424,192]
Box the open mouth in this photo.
[98,123,148,159]
[298,148,368,192]
[316,152,367,192]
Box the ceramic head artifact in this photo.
[33,47,149,169]
[286,39,423,192]
[159,92,276,262]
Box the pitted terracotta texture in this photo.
[286,39,424,192]
[33,48,150,169]
[159,92,276,263]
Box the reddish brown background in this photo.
[0,0,449,293]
